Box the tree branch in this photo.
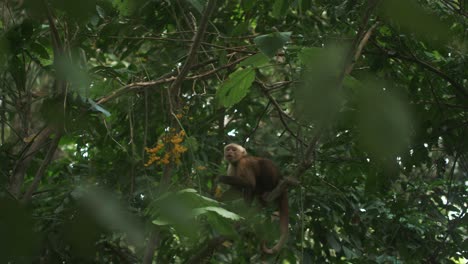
[257,81,306,146]
[142,230,160,264]
[96,54,250,105]
[10,126,53,197]
[372,43,468,99]
[345,22,379,74]
[21,132,61,204]
[168,0,217,102]
[263,177,300,202]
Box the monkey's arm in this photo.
[218,176,251,188]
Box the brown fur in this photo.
[219,143,288,254]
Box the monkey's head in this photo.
[224,143,247,163]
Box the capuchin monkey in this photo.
[218,143,288,254]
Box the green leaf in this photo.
[177,188,218,203]
[298,47,323,66]
[294,46,345,126]
[343,246,358,259]
[343,75,363,92]
[187,0,206,13]
[96,5,106,19]
[378,0,451,44]
[326,233,341,252]
[205,213,238,237]
[253,32,292,58]
[30,42,50,60]
[152,219,169,226]
[272,0,288,18]
[193,206,242,220]
[239,53,270,68]
[184,136,199,152]
[216,67,255,107]
[178,188,197,194]
[355,80,412,160]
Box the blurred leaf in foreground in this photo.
[355,80,413,160]
[294,46,346,126]
[378,0,451,44]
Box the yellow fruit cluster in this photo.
[144,130,188,167]
[196,166,207,171]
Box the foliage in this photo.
[0,0,467,263]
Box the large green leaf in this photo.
[193,206,242,220]
[187,0,206,13]
[216,67,255,107]
[294,46,345,126]
[239,53,270,68]
[272,0,288,18]
[253,32,292,58]
[378,0,451,43]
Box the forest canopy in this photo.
[0,0,467,263]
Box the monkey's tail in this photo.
[262,191,288,254]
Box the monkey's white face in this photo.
[224,144,246,163]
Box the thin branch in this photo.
[93,34,255,54]
[142,230,160,264]
[168,0,217,101]
[345,22,379,74]
[295,128,322,177]
[243,102,271,145]
[342,0,379,77]
[257,81,306,146]
[96,54,251,105]
[10,126,53,197]
[22,132,62,204]
[43,0,67,95]
[372,43,468,99]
